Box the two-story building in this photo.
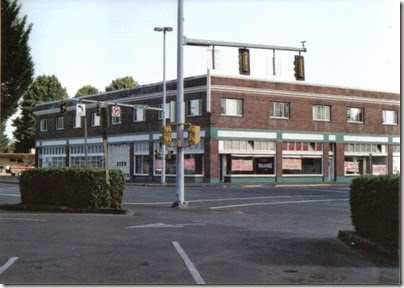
[34,72,400,183]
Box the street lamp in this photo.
[154,26,173,184]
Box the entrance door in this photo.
[328,156,335,181]
[109,144,130,180]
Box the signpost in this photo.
[76,103,88,167]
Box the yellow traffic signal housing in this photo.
[294,55,305,81]
[160,125,172,146]
[187,124,201,146]
[60,101,67,113]
[238,48,250,75]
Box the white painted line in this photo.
[124,195,326,206]
[0,193,20,197]
[126,223,183,229]
[0,257,19,275]
[297,188,349,193]
[0,217,46,222]
[172,241,206,285]
[209,198,349,210]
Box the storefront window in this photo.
[282,157,322,175]
[135,155,150,175]
[344,155,387,176]
[155,154,203,175]
[225,155,275,175]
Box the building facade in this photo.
[34,72,400,183]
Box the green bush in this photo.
[19,168,125,209]
[350,174,399,248]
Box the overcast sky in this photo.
[5,0,401,138]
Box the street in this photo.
[0,182,399,284]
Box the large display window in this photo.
[344,143,387,176]
[225,155,275,175]
[282,142,323,176]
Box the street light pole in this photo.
[154,26,173,184]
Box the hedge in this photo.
[19,168,124,209]
[349,174,399,248]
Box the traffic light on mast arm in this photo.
[187,124,201,146]
[60,101,67,113]
[159,125,172,146]
[293,55,305,81]
[238,48,250,75]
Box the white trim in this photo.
[344,135,388,143]
[328,135,336,141]
[152,130,206,140]
[69,137,103,145]
[108,134,149,143]
[40,140,67,147]
[393,137,400,143]
[393,152,400,157]
[217,130,277,139]
[282,133,324,141]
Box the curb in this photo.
[338,230,398,261]
[0,203,134,215]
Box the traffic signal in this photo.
[96,103,101,116]
[238,48,250,75]
[160,125,172,146]
[293,55,305,81]
[60,101,67,113]
[187,124,201,145]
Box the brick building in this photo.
[34,72,400,183]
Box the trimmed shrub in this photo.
[19,168,125,209]
[350,174,399,248]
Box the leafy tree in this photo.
[1,0,34,123]
[75,85,99,97]
[13,75,68,152]
[0,122,10,152]
[105,76,138,92]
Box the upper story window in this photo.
[56,117,64,130]
[270,102,289,119]
[382,110,397,125]
[221,98,243,117]
[39,119,48,131]
[72,115,82,128]
[112,114,121,125]
[347,107,363,123]
[158,101,176,121]
[313,105,330,121]
[91,112,101,126]
[133,108,145,122]
[186,99,202,117]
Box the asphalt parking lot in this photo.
[0,182,399,284]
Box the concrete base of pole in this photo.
[171,201,188,208]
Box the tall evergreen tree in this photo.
[1,0,34,122]
[13,75,68,152]
[105,76,138,92]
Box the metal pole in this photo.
[84,117,88,167]
[175,0,185,206]
[161,30,167,184]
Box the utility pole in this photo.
[173,0,186,207]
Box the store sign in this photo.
[344,161,359,173]
[184,158,195,170]
[372,165,386,175]
[232,159,253,171]
[283,158,302,170]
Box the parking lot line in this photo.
[0,193,20,197]
[172,241,206,285]
[209,198,349,210]
[0,257,19,275]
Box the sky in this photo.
[5,0,401,138]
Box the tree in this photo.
[1,0,34,123]
[12,75,68,152]
[105,76,138,92]
[0,122,11,152]
[75,85,99,97]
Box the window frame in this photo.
[270,102,290,119]
[91,112,101,127]
[55,117,64,130]
[221,98,243,117]
[382,110,397,125]
[186,99,202,117]
[312,105,331,122]
[72,115,82,128]
[39,119,48,131]
[133,108,145,122]
[347,107,364,123]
